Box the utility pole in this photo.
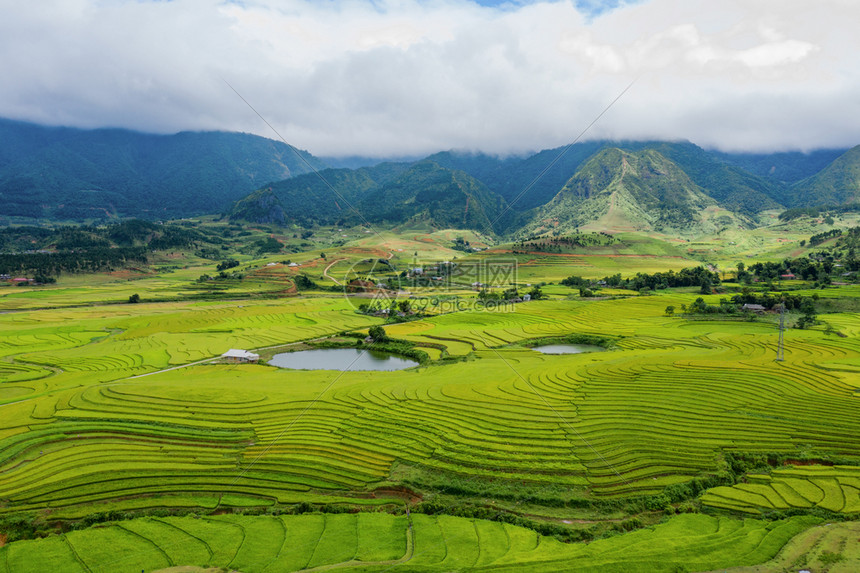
[776,303,785,362]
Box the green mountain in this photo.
[714,148,848,185]
[523,148,750,236]
[427,141,783,215]
[229,160,514,233]
[790,145,860,206]
[426,141,610,211]
[227,163,410,226]
[0,118,325,221]
[357,161,515,233]
[227,188,291,225]
[642,142,782,214]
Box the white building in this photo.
[221,349,260,363]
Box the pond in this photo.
[532,344,605,355]
[268,348,418,371]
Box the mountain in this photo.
[789,145,860,206]
[426,141,784,215]
[319,155,423,169]
[227,163,410,226]
[523,148,750,236]
[229,143,779,236]
[0,118,325,221]
[427,141,609,211]
[229,160,514,233]
[357,161,515,233]
[642,142,783,214]
[714,148,848,185]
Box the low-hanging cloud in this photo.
[0,0,857,157]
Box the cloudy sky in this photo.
[1,0,858,157]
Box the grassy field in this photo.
[2,289,860,512]
[2,223,860,571]
[0,512,820,572]
[703,519,860,573]
[702,465,860,514]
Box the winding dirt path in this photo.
[323,258,347,285]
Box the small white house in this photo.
[221,349,260,363]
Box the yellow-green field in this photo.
[1,225,859,572]
[0,512,820,573]
[2,289,860,508]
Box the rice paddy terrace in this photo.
[1,513,821,573]
[1,269,860,570]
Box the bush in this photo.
[368,325,388,342]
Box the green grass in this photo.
[0,512,823,573]
[2,226,860,569]
[2,291,860,514]
[703,465,860,514]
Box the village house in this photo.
[742,303,766,313]
[220,349,260,363]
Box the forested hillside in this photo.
[0,119,325,221]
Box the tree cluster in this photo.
[0,247,148,276]
[563,266,719,293]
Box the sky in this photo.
[1,0,858,158]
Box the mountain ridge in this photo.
[0,118,325,221]
[790,145,860,207]
[521,147,751,236]
[3,117,860,233]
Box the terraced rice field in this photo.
[0,512,819,572]
[2,274,860,571]
[1,290,859,515]
[702,465,860,514]
[710,519,860,572]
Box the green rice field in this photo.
[2,228,860,571]
[0,512,820,572]
[703,465,860,514]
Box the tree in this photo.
[528,285,544,300]
[796,298,817,329]
[128,293,141,304]
[368,325,388,342]
[664,305,675,316]
[398,300,411,314]
[320,252,326,259]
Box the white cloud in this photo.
[0,0,857,156]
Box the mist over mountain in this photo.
[4,117,860,236]
[790,146,860,207]
[0,118,324,221]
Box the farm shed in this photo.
[221,349,260,363]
